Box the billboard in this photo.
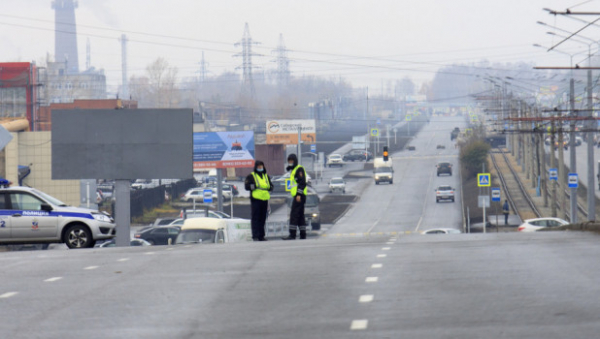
[266,119,316,145]
[193,131,255,170]
[52,109,193,179]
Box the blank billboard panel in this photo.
[52,109,193,179]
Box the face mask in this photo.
[288,162,294,167]
[257,168,264,172]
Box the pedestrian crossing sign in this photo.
[285,179,292,192]
[477,173,491,187]
[370,128,379,137]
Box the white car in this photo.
[277,172,313,187]
[517,218,569,232]
[422,228,461,235]
[327,154,344,167]
[328,177,346,193]
[181,188,231,203]
[435,185,455,203]
[0,186,116,249]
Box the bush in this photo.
[460,140,490,179]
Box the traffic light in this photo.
[383,146,389,161]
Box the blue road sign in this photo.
[549,168,558,181]
[370,128,379,137]
[310,144,316,153]
[568,173,578,188]
[377,118,381,125]
[491,188,501,202]
[477,173,491,187]
[203,189,213,203]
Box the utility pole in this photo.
[586,69,596,221]
[569,78,577,223]
[551,120,557,217]
[558,123,567,220]
[199,51,208,83]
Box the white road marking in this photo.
[165,248,174,251]
[371,264,383,268]
[415,166,436,232]
[386,242,394,245]
[84,266,98,270]
[377,254,387,258]
[184,245,192,248]
[350,319,368,330]
[382,247,391,250]
[144,252,155,255]
[365,277,378,283]
[359,295,374,303]
[0,292,18,299]
[44,277,62,282]
[117,258,130,262]
[366,218,381,233]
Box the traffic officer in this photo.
[244,160,273,241]
[283,154,308,240]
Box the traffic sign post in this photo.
[370,128,379,137]
[491,188,501,202]
[477,173,491,187]
[203,189,213,204]
[549,168,558,181]
[478,195,490,234]
[568,173,578,188]
[310,144,316,153]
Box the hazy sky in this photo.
[1,0,598,94]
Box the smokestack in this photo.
[52,0,79,73]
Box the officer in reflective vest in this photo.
[283,154,308,240]
[244,160,273,241]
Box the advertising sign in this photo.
[266,119,316,145]
[193,131,255,170]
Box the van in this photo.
[373,157,393,184]
[175,218,252,244]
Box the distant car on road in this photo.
[422,228,461,234]
[181,188,231,203]
[407,146,416,151]
[327,154,344,167]
[436,144,446,149]
[517,218,569,232]
[99,239,151,247]
[435,185,455,203]
[134,226,180,245]
[328,177,346,193]
[343,149,372,162]
[437,162,452,176]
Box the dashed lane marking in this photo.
[165,248,174,251]
[144,252,155,255]
[365,277,378,283]
[377,254,387,258]
[359,295,374,303]
[350,319,369,330]
[84,266,98,270]
[117,258,130,262]
[322,231,411,238]
[0,292,18,299]
[44,277,62,282]
[382,247,391,251]
[371,264,383,268]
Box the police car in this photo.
[0,186,116,249]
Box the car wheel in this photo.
[390,180,393,184]
[437,173,440,177]
[312,223,321,231]
[64,224,94,249]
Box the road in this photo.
[2,232,600,338]
[329,115,466,235]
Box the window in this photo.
[168,228,179,235]
[0,194,7,209]
[80,82,88,89]
[66,83,73,90]
[9,193,44,210]
[152,228,168,235]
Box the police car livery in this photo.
[0,186,116,249]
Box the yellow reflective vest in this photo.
[251,172,270,201]
[290,165,308,197]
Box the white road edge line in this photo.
[365,277,378,283]
[84,266,98,270]
[359,295,374,303]
[350,319,368,330]
[371,264,383,268]
[44,277,62,282]
[0,292,18,299]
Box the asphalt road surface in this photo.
[2,232,600,338]
[330,116,466,235]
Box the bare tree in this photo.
[145,58,179,108]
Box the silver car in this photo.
[0,187,116,249]
[329,177,346,193]
[435,185,455,203]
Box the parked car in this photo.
[435,185,455,203]
[153,218,177,226]
[437,162,452,176]
[422,228,461,234]
[327,154,344,167]
[134,226,181,245]
[131,179,159,190]
[343,149,372,162]
[99,239,151,247]
[436,144,446,149]
[517,218,569,232]
[329,177,346,193]
[407,146,416,151]
[205,183,239,196]
[180,188,230,203]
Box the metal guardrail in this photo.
[490,149,541,219]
